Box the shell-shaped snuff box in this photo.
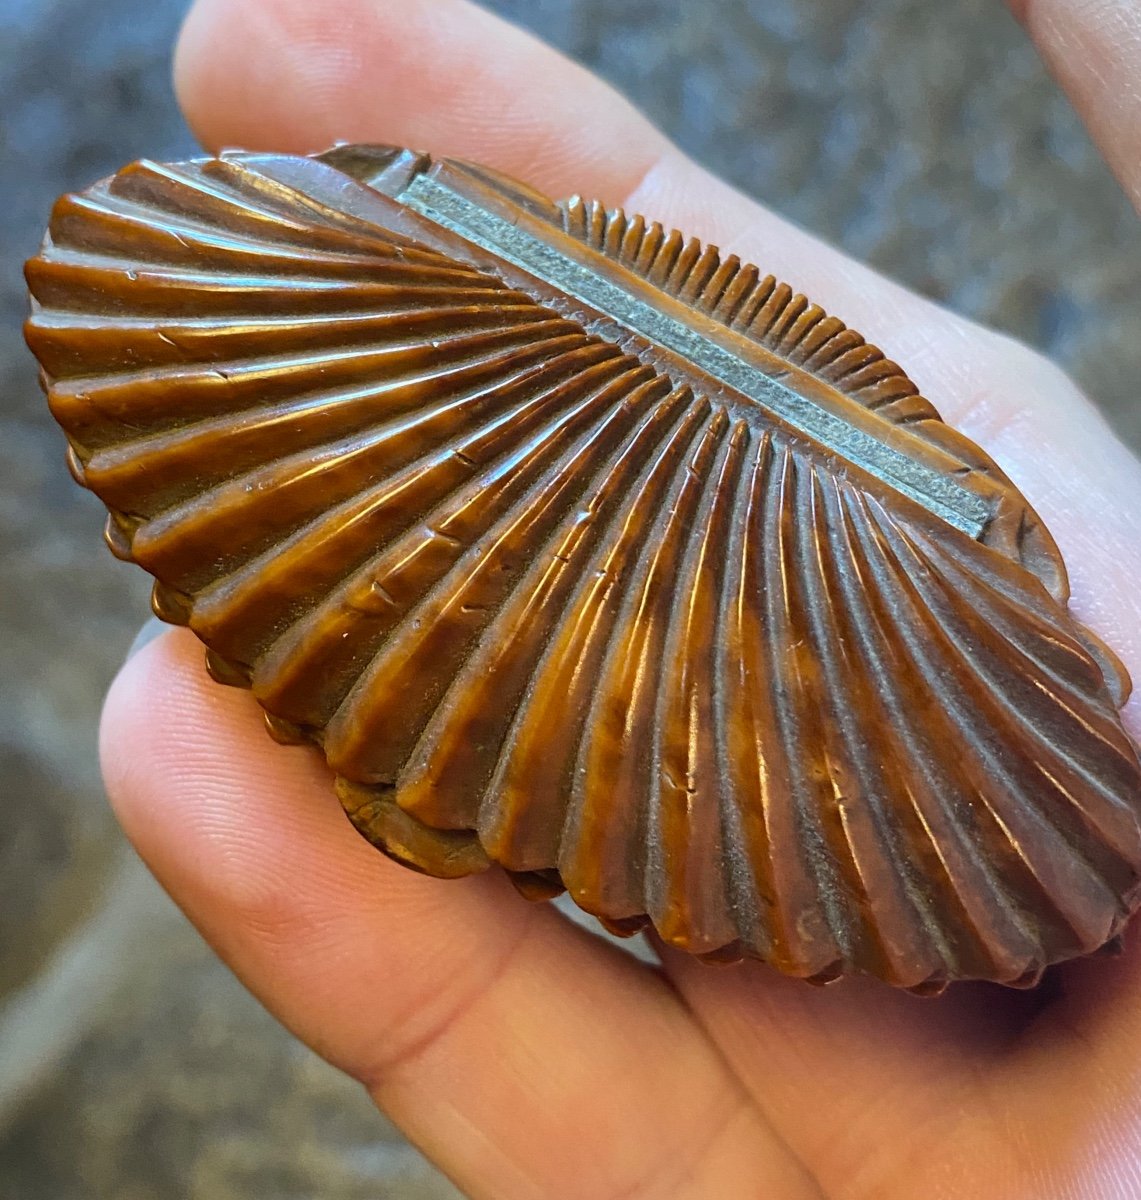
[24,144,1141,992]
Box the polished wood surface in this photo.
[25,145,1141,989]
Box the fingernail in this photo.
[125,617,168,662]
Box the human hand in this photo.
[101,1,1141,1195]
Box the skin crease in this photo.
[93,0,1141,1195]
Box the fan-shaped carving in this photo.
[25,145,1141,990]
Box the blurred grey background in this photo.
[2,0,1139,1195]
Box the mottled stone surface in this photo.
[1,0,1139,1194]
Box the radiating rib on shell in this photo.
[25,145,1141,990]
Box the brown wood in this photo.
[24,144,1141,990]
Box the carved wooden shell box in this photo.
[24,144,1141,991]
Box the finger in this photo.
[102,631,815,1200]
[1009,0,1141,212]
[663,937,1141,1199]
[173,0,671,206]
[663,956,1011,1199]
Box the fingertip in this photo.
[99,625,188,828]
[173,0,238,150]
[99,626,360,932]
[170,0,209,146]
[174,0,320,153]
